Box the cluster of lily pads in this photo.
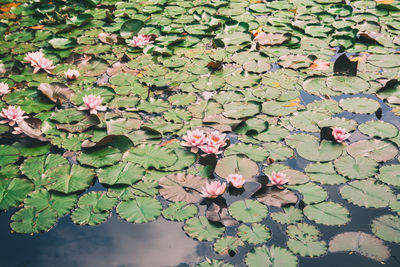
[0,0,400,266]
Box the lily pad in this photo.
[358,120,399,139]
[228,199,268,223]
[377,165,400,186]
[159,173,208,204]
[334,156,378,180]
[339,97,380,114]
[371,214,400,243]
[237,223,271,245]
[329,232,390,262]
[162,201,198,221]
[245,245,298,267]
[0,178,33,210]
[270,206,303,225]
[297,140,343,162]
[215,155,259,180]
[304,201,350,226]
[125,144,177,169]
[340,179,395,208]
[10,207,57,234]
[213,236,244,255]
[117,197,162,223]
[347,139,398,162]
[184,216,225,241]
[305,162,348,185]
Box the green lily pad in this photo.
[305,162,348,185]
[228,199,268,223]
[0,178,33,210]
[297,140,343,162]
[79,146,122,168]
[215,155,259,180]
[339,97,380,114]
[213,236,244,255]
[270,206,303,225]
[287,183,327,204]
[184,216,225,241]
[286,223,327,257]
[24,189,77,217]
[10,207,57,234]
[0,145,19,167]
[340,179,395,208]
[117,197,162,223]
[162,201,198,221]
[125,144,178,169]
[237,223,271,245]
[304,201,350,226]
[98,162,145,186]
[224,143,269,162]
[245,245,298,267]
[334,156,378,180]
[377,165,400,186]
[159,173,208,203]
[358,120,399,139]
[371,214,400,243]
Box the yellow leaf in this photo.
[0,3,21,12]
[137,73,143,78]
[271,82,280,88]
[284,98,301,107]
[375,0,394,4]
[249,0,262,3]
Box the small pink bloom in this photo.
[129,34,154,48]
[332,127,351,143]
[268,171,288,186]
[206,131,227,147]
[0,105,28,126]
[199,143,222,155]
[309,59,330,71]
[78,94,107,114]
[200,180,227,198]
[0,82,10,96]
[24,50,55,74]
[227,174,245,188]
[181,129,206,153]
[64,69,80,80]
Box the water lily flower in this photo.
[200,180,227,198]
[181,129,206,153]
[226,174,245,188]
[78,94,107,115]
[199,143,222,155]
[129,35,154,48]
[0,105,28,126]
[268,171,288,186]
[332,127,351,143]
[206,131,227,148]
[0,82,10,96]
[64,69,80,80]
[309,59,330,71]
[24,50,55,74]
[12,126,24,135]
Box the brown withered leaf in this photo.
[206,200,238,227]
[56,114,100,133]
[17,118,48,142]
[254,187,298,208]
[38,83,74,104]
[106,62,139,77]
[98,32,119,45]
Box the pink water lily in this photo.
[78,94,107,114]
[0,82,10,96]
[200,181,227,198]
[206,130,227,147]
[227,174,245,188]
[332,127,351,143]
[181,129,206,153]
[64,69,80,80]
[199,143,222,155]
[268,171,288,186]
[25,50,55,74]
[129,34,154,48]
[0,105,28,126]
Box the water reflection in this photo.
[0,212,201,267]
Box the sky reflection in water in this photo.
[0,212,201,267]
